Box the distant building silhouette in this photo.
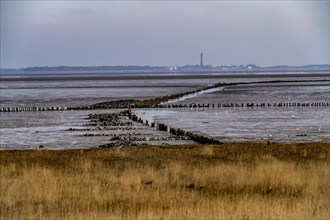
[200,53,204,67]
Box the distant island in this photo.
[1,64,329,74]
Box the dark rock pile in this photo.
[89,100,138,109]
[108,135,189,142]
[84,112,132,127]
[67,100,139,110]
[98,140,144,148]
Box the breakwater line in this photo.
[157,102,330,108]
[1,101,329,113]
[0,106,67,112]
[161,87,225,104]
[1,101,328,113]
[127,109,223,145]
[117,79,330,108]
[158,79,330,106]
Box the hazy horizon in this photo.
[1,1,329,69]
[2,63,330,71]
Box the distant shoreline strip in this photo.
[1,73,329,82]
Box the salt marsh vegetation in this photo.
[1,142,329,219]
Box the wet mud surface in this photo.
[1,73,329,149]
[0,109,194,150]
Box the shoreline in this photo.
[1,141,329,151]
[1,72,329,81]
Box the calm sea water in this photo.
[0,72,329,149]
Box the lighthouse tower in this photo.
[200,53,204,67]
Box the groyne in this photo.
[1,101,328,112]
[0,106,67,112]
[157,102,330,108]
[128,109,223,145]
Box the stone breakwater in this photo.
[71,100,139,110]
[66,110,192,147]
[84,111,133,127]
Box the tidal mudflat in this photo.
[0,72,329,149]
[0,109,195,150]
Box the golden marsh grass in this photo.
[1,142,329,219]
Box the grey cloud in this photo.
[1,1,329,68]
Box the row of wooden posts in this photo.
[1,101,329,112]
[0,106,67,112]
[157,102,330,108]
[128,109,223,145]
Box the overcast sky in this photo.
[1,0,329,68]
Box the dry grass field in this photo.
[1,142,329,219]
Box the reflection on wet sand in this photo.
[0,73,329,149]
